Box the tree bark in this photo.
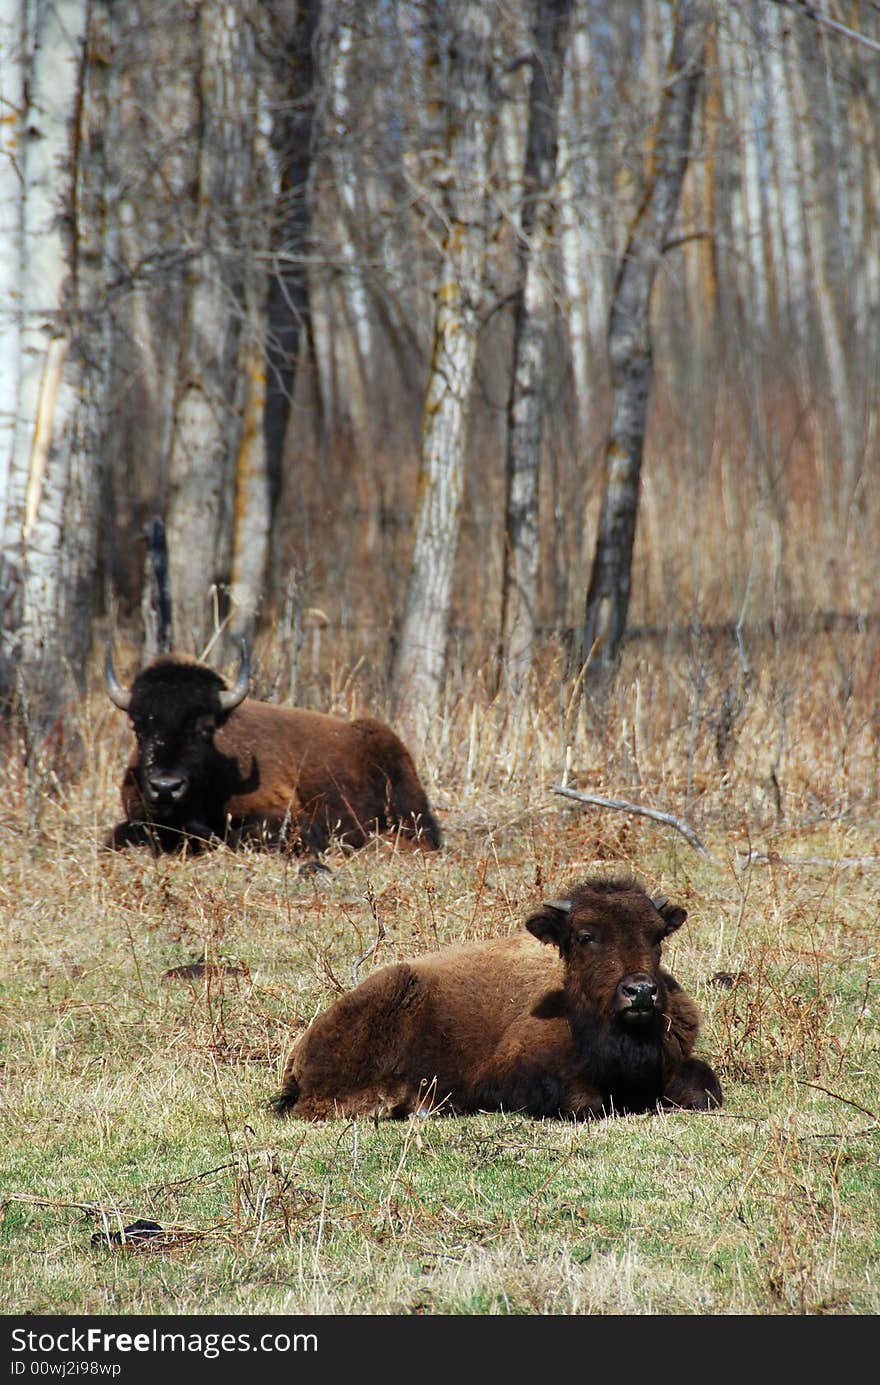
[0,0,109,727]
[263,0,319,577]
[165,1,262,655]
[787,13,862,530]
[498,0,573,691]
[581,0,708,676]
[0,0,25,537]
[557,0,607,433]
[392,0,495,732]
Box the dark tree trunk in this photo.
[264,0,320,524]
[581,0,708,676]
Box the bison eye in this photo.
[194,715,216,741]
[575,930,594,945]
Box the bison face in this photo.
[525,879,687,1028]
[107,646,249,825]
[129,699,220,818]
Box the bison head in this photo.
[525,877,686,1028]
[106,644,249,822]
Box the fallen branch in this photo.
[552,785,717,861]
[737,849,880,869]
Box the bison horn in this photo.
[105,642,132,712]
[543,898,573,913]
[218,639,250,712]
[651,894,669,912]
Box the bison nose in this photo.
[620,978,658,1010]
[146,773,187,803]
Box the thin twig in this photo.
[797,1081,879,1125]
[351,882,386,987]
[552,784,717,860]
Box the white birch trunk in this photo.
[787,21,861,524]
[392,0,494,731]
[165,1,259,655]
[558,1,605,434]
[763,3,809,344]
[0,0,25,535]
[324,3,373,450]
[0,0,94,720]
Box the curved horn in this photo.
[650,894,669,913]
[105,641,131,712]
[218,639,250,712]
[543,898,573,913]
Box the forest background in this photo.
[2,0,878,731]
[1,0,880,1319]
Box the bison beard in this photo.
[272,876,723,1120]
[105,647,441,861]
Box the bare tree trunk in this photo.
[227,5,288,650]
[581,0,708,676]
[498,0,573,691]
[322,0,374,453]
[557,0,606,437]
[165,1,262,655]
[0,0,110,727]
[0,0,25,537]
[761,2,809,346]
[392,0,495,732]
[263,0,319,611]
[788,15,862,531]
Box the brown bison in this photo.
[105,644,441,860]
[272,875,721,1119]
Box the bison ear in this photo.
[652,894,687,935]
[525,898,572,950]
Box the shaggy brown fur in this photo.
[271,876,722,1120]
[107,655,441,858]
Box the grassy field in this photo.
[1,627,878,1316]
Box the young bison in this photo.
[271,875,722,1120]
[105,644,441,861]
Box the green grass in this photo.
[2,649,879,1316]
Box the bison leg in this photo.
[272,963,424,1120]
[104,820,162,855]
[104,819,217,855]
[271,1082,422,1121]
[661,1058,722,1111]
[231,812,331,871]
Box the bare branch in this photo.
[769,0,880,56]
[737,849,880,869]
[552,784,717,860]
[351,882,386,987]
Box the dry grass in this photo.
[1,623,878,1316]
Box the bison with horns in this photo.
[105,644,441,860]
[272,875,721,1119]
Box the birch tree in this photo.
[787,14,862,526]
[581,0,708,675]
[0,0,24,536]
[0,0,108,726]
[392,0,495,731]
[164,0,265,655]
[498,0,573,691]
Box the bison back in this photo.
[274,936,565,1119]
